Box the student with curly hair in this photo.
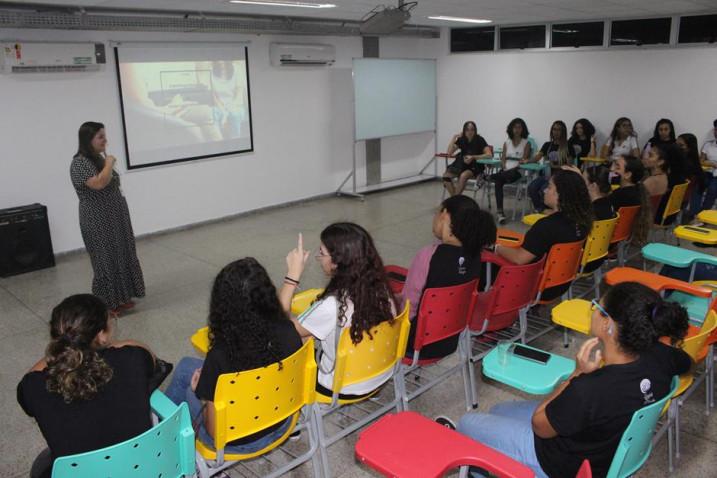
[527,121,577,212]
[17,294,158,478]
[165,258,302,452]
[568,118,597,166]
[490,118,533,224]
[642,118,676,160]
[401,195,496,359]
[497,169,593,301]
[455,282,691,478]
[282,223,397,399]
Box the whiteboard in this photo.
[353,58,436,141]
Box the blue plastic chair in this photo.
[606,376,679,478]
[52,390,195,478]
[642,243,717,283]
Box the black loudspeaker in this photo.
[0,203,55,277]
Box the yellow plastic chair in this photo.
[521,213,546,226]
[190,288,324,355]
[652,181,689,243]
[571,215,619,300]
[313,301,410,478]
[194,339,321,478]
[654,312,717,472]
[551,299,592,335]
[697,210,717,226]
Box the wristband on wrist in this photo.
[284,276,300,285]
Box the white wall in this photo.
[0,29,442,253]
[437,43,717,154]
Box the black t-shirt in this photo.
[592,196,616,221]
[455,134,489,159]
[535,342,691,478]
[17,346,154,477]
[540,142,577,169]
[609,185,641,211]
[568,137,591,160]
[195,319,302,445]
[406,244,482,359]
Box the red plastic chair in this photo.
[385,264,408,294]
[399,280,479,411]
[576,459,592,478]
[610,205,640,266]
[355,411,534,478]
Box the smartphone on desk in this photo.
[510,344,551,365]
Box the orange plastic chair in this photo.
[603,267,712,300]
[535,239,585,304]
[610,205,640,266]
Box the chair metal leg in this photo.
[465,334,479,409]
[667,403,675,473]
[563,327,570,348]
[459,465,470,478]
[313,408,332,478]
[675,400,681,462]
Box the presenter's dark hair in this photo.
[571,118,595,139]
[441,195,497,257]
[462,121,478,137]
[506,118,529,139]
[602,282,688,352]
[77,121,105,171]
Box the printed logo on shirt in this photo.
[640,378,655,404]
[458,256,466,275]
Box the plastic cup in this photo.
[496,340,511,367]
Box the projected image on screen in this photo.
[115,45,253,169]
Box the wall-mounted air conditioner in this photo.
[1,42,106,73]
[269,42,335,67]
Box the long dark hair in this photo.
[602,282,689,352]
[608,117,636,157]
[506,118,529,139]
[208,258,289,369]
[76,122,105,171]
[441,195,497,257]
[648,118,676,146]
[318,223,396,345]
[45,294,113,403]
[552,169,594,234]
[620,155,651,245]
[550,120,571,166]
[678,133,704,181]
[462,120,478,139]
[653,143,687,187]
[571,118,596,140]
[586,166,612,195]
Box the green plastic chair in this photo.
[52,390,195,478]
[606,376,679,478]
[642,242,717,282]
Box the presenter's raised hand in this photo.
[286,233,310,281]
[105,154,117,167]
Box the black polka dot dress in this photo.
[70,154,145,309]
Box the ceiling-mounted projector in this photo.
[360,2,416,35]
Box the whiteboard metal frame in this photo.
[337,57,439,199]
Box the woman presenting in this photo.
[70,122,145,315]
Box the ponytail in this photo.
[631,182,651,246]
[45,295,113,403]
[651,301,689,347]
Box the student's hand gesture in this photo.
[286,233,310,281]
[561,164,582,175]
[576,337,603,375]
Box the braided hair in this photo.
[317,223,396,345]
[208,258,288,369]
[45,294,113,403]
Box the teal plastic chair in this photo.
[52,390,195,478]
[605,376,679,478]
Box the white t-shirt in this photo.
[607,136,639,161]
[298,295,394,395]
[504,138,528,169]
[702,140,717,177]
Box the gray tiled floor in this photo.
[1,181,714,477]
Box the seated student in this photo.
[568,118,597,166]
[17,294,158,478]
[601,117,640,162]
[454,282,691,478]
[527,121,577,212]
[677,133,707,221]
[642,118,676,160]
[400,196,497,359]
[563,164,616,221]
[699,119,717,211]
[284,223,397,399]
[442,120,493,196]
[609,155,651,246]
[490,118,533,225]
[644,143,688,225]
[497,170,593,301]
[165,258,302,452]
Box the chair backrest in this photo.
[332,301,411,391]
[527,136,539,160]
[413,279,478,351]
[576,459,592,478]
[606,375,679,478]
[658,181,689,225]
[212,338,317,450]
[538,239,585,294]
[681,311,717,362]
[581,215,619,269]
[52,391,195,478]
[610,206,640,245]
[470,256,545,331]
